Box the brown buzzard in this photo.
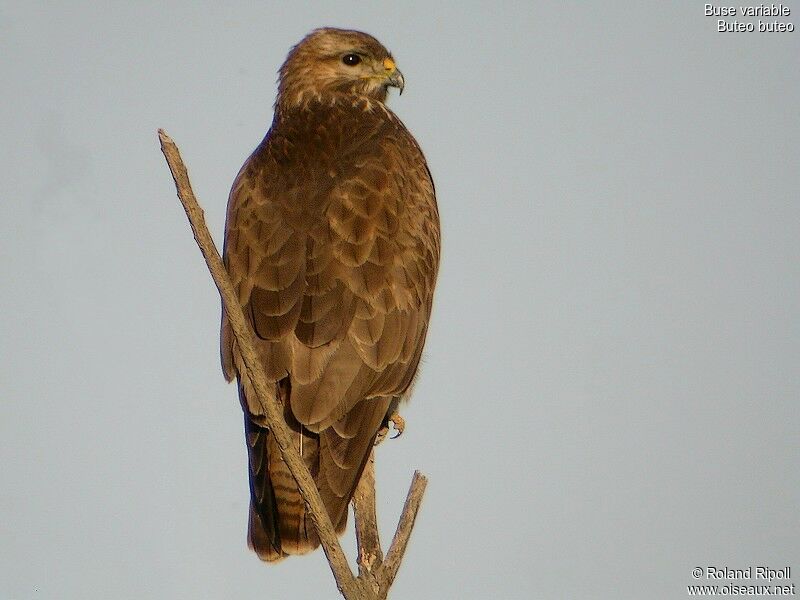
[220,28,440,561]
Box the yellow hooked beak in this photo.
[382,57,405,94]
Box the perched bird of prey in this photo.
[220,28,440,562]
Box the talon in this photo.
[388,413,405,439]
[375,412,405,445]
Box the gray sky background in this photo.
[1,2,798,599]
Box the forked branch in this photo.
[158,129,426,600]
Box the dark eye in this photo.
[342,53,361,66]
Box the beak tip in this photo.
[386,67,405,96]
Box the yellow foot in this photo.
[375,412,405,445]
[388,412,405,439]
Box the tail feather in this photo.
[242,382,390,562]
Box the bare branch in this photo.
[157,129,364,599]
[378,471,428,596]
[353,451,383,584]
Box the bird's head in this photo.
[277,28,404,109]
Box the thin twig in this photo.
[157,129,364,600]
[378,471,428,596]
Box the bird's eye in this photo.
[342,54,361,66]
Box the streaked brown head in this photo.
[277,28,404,108]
